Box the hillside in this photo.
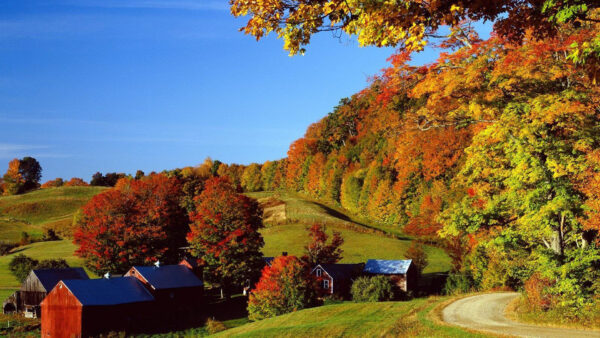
[214,297,485,337]
[0,186,106,242]
[251,191,450,274]
[0,186,106,301]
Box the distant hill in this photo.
[0,186,106,242]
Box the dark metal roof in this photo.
[264,257,274,266]
[313,264,363,281]
[130,265,204,290]
[33,268,89,292]
[61,277,154,306]
[363,259,412,275]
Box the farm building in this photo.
[363,259,416,292]
[263,257,274,266]
[40,277,155,338]
[3,268,89,318]
[311,263,363,297]
[125,263,204,308]
[179,257,203,279]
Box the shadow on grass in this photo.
[305,199,412,241]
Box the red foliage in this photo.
[248,255,317,320]
[187,177,264,291]
[73,174,188,274]
[404,195,443,238]
[524,272,555,311]
[64,177,89,187]
[302,223,344,265]
[41,178,64,188]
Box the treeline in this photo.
[228,19,600,319]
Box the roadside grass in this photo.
[0,186,106,241]
[249,191,451,274]
[213,297,486,337]
[508,295,600,330]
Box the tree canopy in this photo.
[230,0,600,56]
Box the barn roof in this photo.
[180,257,199,269]
[130,265,204,290]
[314,264,362,281]
[363,259,412,275]
[32,268,89,292]
[62,277,154,306]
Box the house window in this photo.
[323,279,329,289]
[316,269,322,277]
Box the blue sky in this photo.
[0,0,491,181]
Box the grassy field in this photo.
[0,187,104,300]
[0,186,106,242]
[248,191,451,274]
[214,297,486,337]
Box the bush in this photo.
[443,273,474,295]
[36,258,69,270]
[523,272,555,311]
[9,254,39,283]
[19,232,31,246]
[42,228,60,241]
[351,275,395,302]
[206,318,227,334]
[0,242,17,256]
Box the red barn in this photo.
[311,264,363,298]
[40,277,155,338]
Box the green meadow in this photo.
[249,191,451,274]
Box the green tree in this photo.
[351,275,395,302]
[9,254,38,283]
[241,163,263,192]
[19,157,42,191]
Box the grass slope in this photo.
[214,298,486,337]
[0,187,104,298]
[0,186,106,241]
[249,191,450,274]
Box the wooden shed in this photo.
[363,259,416,292]
[3,268,88,318]
[40,277,155,338]
[125,264,204,309]
[311,263,363,298]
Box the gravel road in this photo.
[442,292,600,338]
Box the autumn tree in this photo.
[405,242,428,276]
[247,255,318,320]
[187,177,264,296]
[241,163,262,192]
[74,174,188,274]
[230,0,599,56]
[3,159,24,195]
[302,223,344,266]
[64,177,88,187]
[41,178,64,188]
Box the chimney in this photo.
[282,252,288,256]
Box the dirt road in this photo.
[442,292,600,337]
